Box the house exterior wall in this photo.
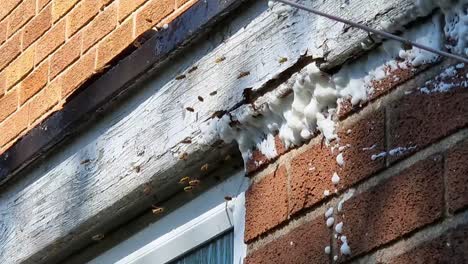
[0,0,197,153]
[0,0,467,263]
[242,60,468,263]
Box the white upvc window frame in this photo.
[89,171,248,264]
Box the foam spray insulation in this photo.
[198,0,468,260]
[200,1,468,166]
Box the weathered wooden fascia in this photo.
[0,0,429,263]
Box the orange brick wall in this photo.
[0,0,197,152]
[242,61,468,263]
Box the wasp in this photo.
[237,71,250,79]
[152,206,165,215]
[201,163,209,172]
[189,179,200,186]
[215,56,226,63]
[179,176,190,184]
[176,74,186,80]
[179,152,188,160]
[92,234,104,241]
[278,57,288,64]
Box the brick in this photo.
[61,48,96,97]
[337,109,386,189]
[0,0,22,21]
[159,0,196,26]
[52,0,79,22]
[0,89,18,122]
[388,64,468,164]
[379,224,468,264]
[28,81,59,123]
[245,166,288,242]
[245,216,330,264]
[38,0,52,11]
[379,233,451,264]
[0,33,21,71]
[338,63,421,119]
[19,60,49,105]
[287,111,384,214]
[245,135,287,174]
[118,0,146,22]
[337,156,444,260]
[66,0,102,38]
[0,72,6,96]
[5,45,35,90]
[101,0,114,7]
[176,0,191,8]
[96,17,133,68]
[289,138,337,216]
[81,2,118,52]
[0,20,8,45]
[446,140,468,213]
[450,224,468,263]
[7,0,35,37]
[34,19,66,65]
[49,32,81,79]
[0,105,28,147]
[23,4,52,49]
[135,0,174,37]
[245,151,269,175]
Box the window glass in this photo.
[168,230,234,264]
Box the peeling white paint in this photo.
[208,12,459,166]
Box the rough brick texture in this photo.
[337,156,445,259]
[0,106,28,147]
[337,109,386,188]
[245,166,288,242]
[34,20,66,65]
[50,33,82,79]
[289,138,338,215]
[0,0,197,151]
[288,109,385,216]
[97,18,133,68]
[66,0,102,38]
[23,4,52,49]
[0,33,21,71]
[388,65,468,163]
[0,90,17,122]
[379,224,468,264]
[446,140,468,213]
[20,61,49,105]
[245,216,330,264]
[245,135,286,174]
[81,2,118,52]
[242,63,468,264]
[135,0,174,36]
[7,0,35,37]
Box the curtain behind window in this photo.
[168,230,234,264]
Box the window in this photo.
[90,171,248,264]
[167,230,233,264]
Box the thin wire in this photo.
[274,0,468,64]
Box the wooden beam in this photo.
[0,0,422,263]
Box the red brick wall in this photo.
[243,60,468,263]
[0,0,197,153]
